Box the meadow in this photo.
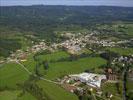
[0,62,29,89]
[37,80,78,100]
[45,57,107,79]
[107,47,133,56]
[0,90,36,100]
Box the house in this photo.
[19,54,27,62]
[106,68,118,82]
[107,74,118,81]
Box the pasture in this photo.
[41,57,107,79]
[37,80,78,100]
[108,47,133,56]
[0,62,29,89]
[0,90,36,100]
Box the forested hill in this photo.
[0,5,133,57]
[1,5,133,28]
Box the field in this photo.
[127,80,133,90]
[120,24,133,36]
[0,90,36,100]
[0,62,29,89]
[21,51,107,80]
[37,51,70,62]
[107,47,133,56]
[102,82,122,100]
[45,57,107,79]
[37,80,78,100]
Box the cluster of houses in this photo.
[9,50,28,62]
[114,55,133,63]
[1,31,132,63]
[30,42,47,53]
[6,41,48,62]
[52,32,132,55]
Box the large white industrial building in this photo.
[69,73,106,88]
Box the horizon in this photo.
[1,0,133,7]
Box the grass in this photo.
[18,92,37,100]
[0,90,20,100]
[0,90,36,100]
[21,52,106,80]
[102,83,118,94]
[0,62,29,89]
[22,54,36,73]
[44,57,107,80]
[107,47,133,56]
[22,51,70,73]
[122,24,133,36]
[126,79,133,92]
[102,82,122,100]
[37,80,78,100]
[37,51,70,62]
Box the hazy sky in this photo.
[1,0,133,7]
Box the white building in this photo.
[69,73,106,88]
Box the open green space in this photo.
[126,79,133,92]
[22,51,70,74]
[22,54,36,73]
[107,47,133,56]
[18,92,37,100]
[37,51,70,62]
[0,90,36,100]
[0,90,20,100]
[102,83,119,94]
[0,63,29,89]
[102,82,122,100]
[114,24,133,36]
[44,57,107,79]
[37,80,78,100]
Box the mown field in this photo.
[37,51,70,62]
[37,80,78,100]
[23,51,107,80]
[0,90,36,100]
[45,57,107,79]
[107,47,133,56]
[0,63,29,89]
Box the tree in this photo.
[43,60,49,70]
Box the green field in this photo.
[121,24,133,36]
[0,90,36,100]
[22,54,36,73]
[37,80,78,100]
[42,57,107,79]
[21,51,107,80]
[102,82,122,100]
[107,47,133,56]
[126,79,133,93]
[0,63,29,89]
[37,51,70,62]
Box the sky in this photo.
[1,0,133,7]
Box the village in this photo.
[0,31,133,99]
